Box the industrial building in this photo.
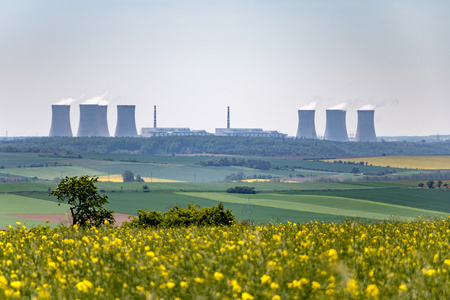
[215,106,287,138]
[141,128,210,137]
[141,105,211,137]
[115,105,138,137]
[324,109,349,142]
[49,104,73,137]
[355,109,377,142]
[215,128,286,138]
[296,110,317,139]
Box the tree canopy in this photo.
[49,175,115,227]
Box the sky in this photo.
[1,0,449,138]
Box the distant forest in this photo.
[1,136,450,157]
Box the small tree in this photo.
[418,183,424,188]
[143,185,150,192]
[49,176,115,227]
[351,167,360,174]
[122,170,135,182]
[135,174,145,182]
[426,180,435,189]
[437,180,443,189]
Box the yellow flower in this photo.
[345,279,360,296]
[167,282,175,289]
[366,284,379,298]
[270,282,280,290]
[260,274,271,284]
[242,292,254,300]
[10,281,22,289]
[194,277,204,284]
[272,296,281,300]
[311,281,321,291]
[214,272,224,281]
[0,276,8,289]
[399,284,407,292]
[180,281,188,288]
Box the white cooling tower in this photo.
[296,110,317,139]
[98,105,110,137]
[77,104,101,137]
[355,110,377,142]
[49,105,73,137]
[324,109,348,141]
[115,105,138,137]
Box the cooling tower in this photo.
[296,110,317,139]
[49,105,73,137]
[355,110,377,142]
[97,105,110,137]
[77,104,101,137]
[115,105,138,137]
[324,109,348,141]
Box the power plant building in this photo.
[77,104,102,137]
[141,127,210,137]
[355,110,377,142]
[296,110,317,139]
[115,105,138,137]
[324,109,348,142]
[215,128,287,138]
[49,105,73,137]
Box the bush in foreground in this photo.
[125,202,235,228]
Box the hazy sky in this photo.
[1,0,449,137]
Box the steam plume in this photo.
[328,102,348,110]
[359,104,376,110]
[82,92,109,105]
[54,98,76,105]
[300,101,317,110]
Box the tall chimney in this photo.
[324,109,348,142]
[296,110,317,139]
[49,105,72,137]
[227,106,230,129]
[115,105,138,137]
[355,110,377,142]
[154,105,157,128]
[77,104,101,137]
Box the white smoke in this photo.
[328,102,348,110]
[82,92,109,105]
[359,104,376,110]
[300,101,317,110]
[54,98,76,105]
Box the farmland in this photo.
[2,152,450,227]
[323,155,450,170]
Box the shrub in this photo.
[125,202,235,228]
[227,186,256,194]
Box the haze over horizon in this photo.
[1,1,449,138]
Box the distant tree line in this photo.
[3,136,450,157]
[197,158,271,170]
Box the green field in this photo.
[1,153,450,228]
[1,179,450,227]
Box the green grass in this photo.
[0,194,71,228]
[178,192,448,221]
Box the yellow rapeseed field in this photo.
[97,174,182,183]
[2,219,450,299]
[324,155,450,169]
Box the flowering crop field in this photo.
[2,219,450,299]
